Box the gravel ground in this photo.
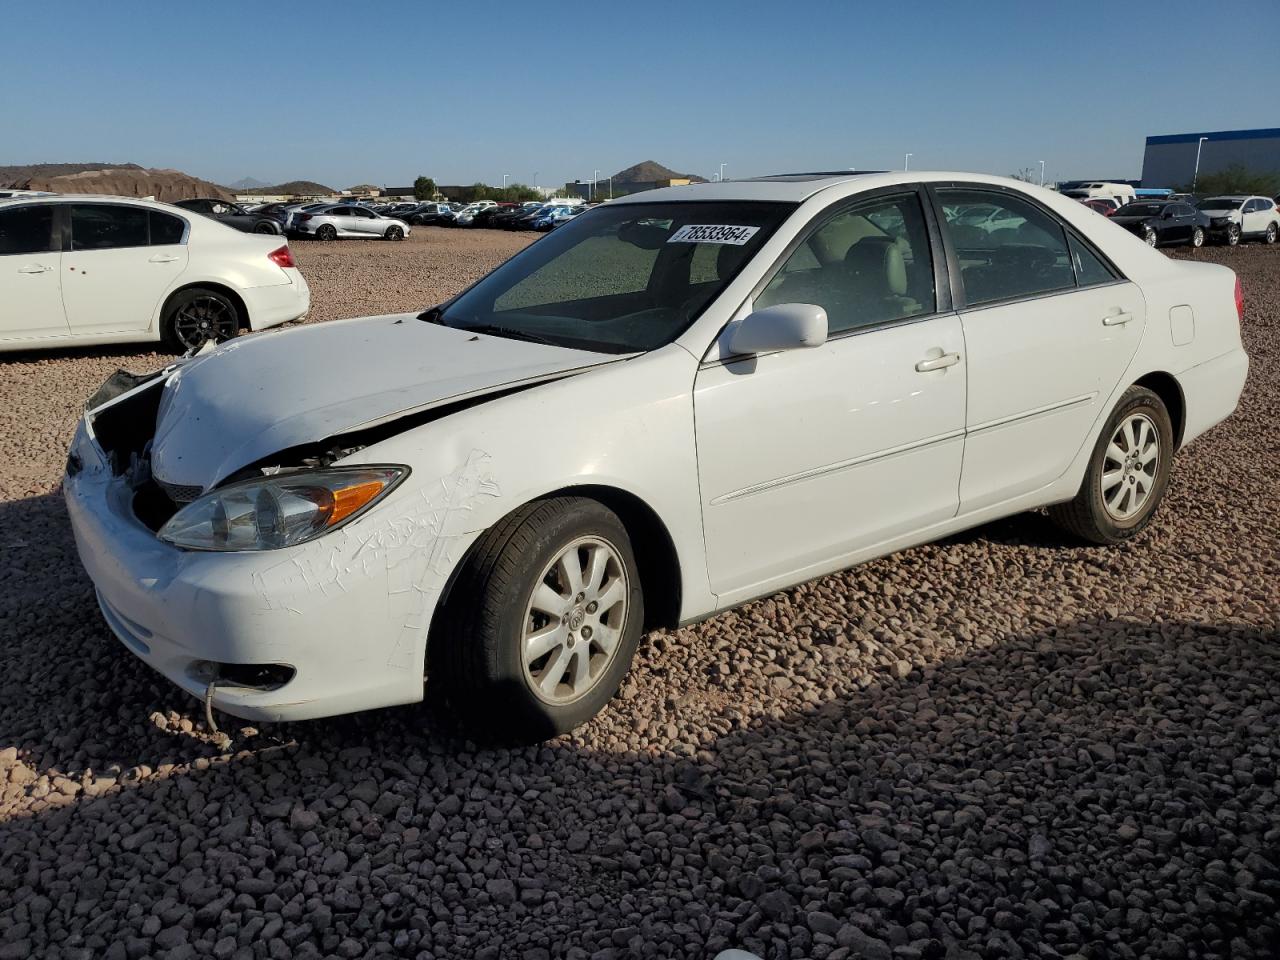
[1,232,1277,960]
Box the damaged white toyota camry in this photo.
[64,172,1249,740]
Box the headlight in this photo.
[158,466,408,551]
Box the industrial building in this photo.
[1141,127,1280,188]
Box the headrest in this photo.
[844,236,908,296]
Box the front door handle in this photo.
[17,264,53,274]
[1102,312,1133,326]
[915,352,961,373]
[148,254,180,263]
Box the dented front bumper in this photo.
[62,419,430,722]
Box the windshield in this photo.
[434,200,793,354]
[1200,197,1241,211]
[1117,203,1164,217]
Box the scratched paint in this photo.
[250,450,501,669]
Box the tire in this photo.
[161,288,242,354]
[1190,226,1205,248]
[1225,224,1241,247]
[316,224,337,241]
[1047,385,1174,545]
[253,221,278,234]
[432,497,645,742]
[385,225,404,241]
[1266,223,1278,245]
[1144,227,1158,247]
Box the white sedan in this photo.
[0,195,309,353]
[64,172,1248,740]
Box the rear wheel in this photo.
[1190,226,1205,248]
[253,221,277,234]
[316,224,337,241]
[1047,385,1173,544]
[432,497,644,742]
[162,288,241,353]
[1266,223,1278,245]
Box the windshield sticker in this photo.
[667,224,760,245]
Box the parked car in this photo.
[290,204,410,241]
[63,172,1248,741]
[1196,196,1280,246]
[1111,201,1209,248]
[0,195,308,353]
[282,202,332,231]
[1079,197,1120,216]
[174,198,283,235]
[406,203,457,226]
[533,206,582,231]
[472,203,519,228]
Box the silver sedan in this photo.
[290,204,411,241]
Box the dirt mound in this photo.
[3,166,234,201]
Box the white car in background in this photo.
[0,195,309,353]
[1197,195,1280,246]
[64,172,1247,741]
[289,204,411,241]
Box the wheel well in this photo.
[161,282,250,333]
[434,485,683,634]
[1134,371,1185,447]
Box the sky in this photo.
[4,0,1278,190]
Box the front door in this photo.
[0,203,66,341]
[932,186,1147,513]
[694,189,966,601]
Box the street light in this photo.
[592,169,600,202]
[502,174,509,191]
[1039,160,1046,186]
[904,153,913,171]
[1193,136,1208,191]
[718,162,726,182]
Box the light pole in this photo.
[1039,160,1046,186]
[609,177,613,200]
[592,169,600,202]
[904,153,913,171]
[718,162,726,182]
[1192,136,1208,191]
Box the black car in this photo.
[1110,201,1208,248]
[174,198,282,235]
[406,203,457,226]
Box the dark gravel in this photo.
[1,235,1277,960]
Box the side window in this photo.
[938,189,1075,307]
[150,211,186,246]
[1068,234,1116,287]
[70,204,150,251]
[0,204,56,255]
[755,193,936,335]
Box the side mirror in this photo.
[726,303,827,356]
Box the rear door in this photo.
[62,203,190,334]
[0,203,66,340]
[931,185,1147,514]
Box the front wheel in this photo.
[1144,227,1158,247]
[1047,385,1173,544]
[1190,226,1205,248]
[1225,224,1241,246]
[432,497,644,742]
[385,225,404,241]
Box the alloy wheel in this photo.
[1267,224,1278,245]
[172,296,237,350]
[1191,227,1204,247]
[521,536,629,705]
[1227,225,1240,246]
[1144,229,1158,247]
[1100,413,1159,521]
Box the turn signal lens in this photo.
[159,466,408,552]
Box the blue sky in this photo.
[4,0,1277,189]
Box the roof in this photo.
[1145,127,1280,146]
[612,171,1054,205]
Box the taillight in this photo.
[268,245,295,269]
[299,214,312,222]
[1234,276,1244,322]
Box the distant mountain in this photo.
[229,176,270,190]
[610,160,705,184]
[0,163,232,201]
[239,180,338,196]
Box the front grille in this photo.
[157,479,204,504]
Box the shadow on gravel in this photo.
[2,599,1277,958]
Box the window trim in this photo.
[709,183,953,360]
[924,182,1127,312]
[0,202,60,256]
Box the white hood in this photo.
[150,313,613,489]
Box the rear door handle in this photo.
[148,254,180,263]
[17,264,53,274]
[915,352,961,372]
[1102,312,1133,326]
